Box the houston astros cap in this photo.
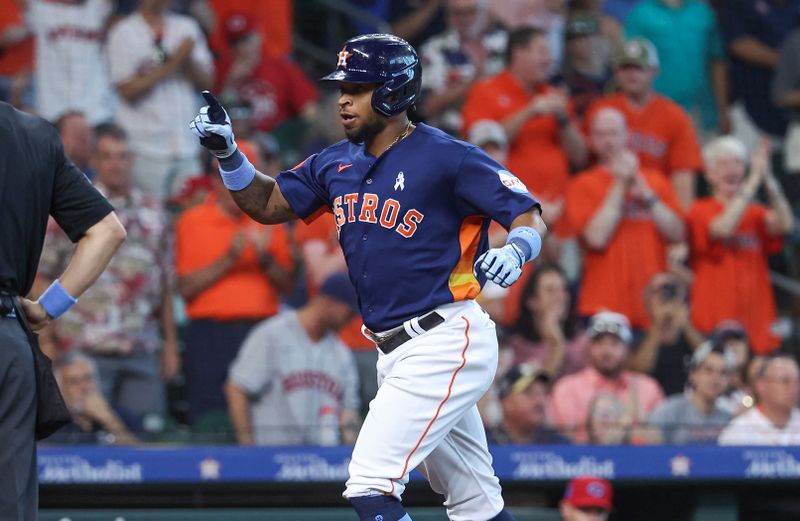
[588,311,632,345]
[318,272,359,313]
[497,363,550,399]
[563,476,613,511]
[614,38,660,69]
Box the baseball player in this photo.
[190,34,546,521]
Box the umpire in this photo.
[0,101,126,520]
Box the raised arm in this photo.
[177,231,245,301]
[582,179,626,250]
[709,143,768,239]
[582,151,637,250]
[189,91,299,224]
[115,38,196,103]
[229,171,298,225]
[763,169,795,236]
[632,174,685,243]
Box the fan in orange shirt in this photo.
[688,137,794,354]
[176,175,295,320]
[207,0,292,59]
[566,107,685,328]
[175,173,295,423]
[585,38,702,210]
[462,26,587,244]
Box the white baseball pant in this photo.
[344,300,505,521]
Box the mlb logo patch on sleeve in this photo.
[497,170,528,194]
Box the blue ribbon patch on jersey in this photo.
[497,170,528,194]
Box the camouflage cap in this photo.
[614,38,660,69]
[497,363,551,399]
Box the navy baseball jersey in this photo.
[276,123,538,331]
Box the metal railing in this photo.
[772,271,800,297]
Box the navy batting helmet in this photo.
[321,34,422,117]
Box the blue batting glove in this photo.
[189,90,237,158]
[474,244,525,288]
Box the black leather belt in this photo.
[375,312,445,354]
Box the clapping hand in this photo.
[528,89,568,118]
[610,150,639,185]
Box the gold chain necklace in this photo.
[388,121,414,150]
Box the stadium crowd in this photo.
[2,0,800,448]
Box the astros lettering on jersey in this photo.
[276,123,539,332]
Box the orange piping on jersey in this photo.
[302,205,329,225]
[448,216,483,301]
[290,156,311,171]
[387,316,471,496]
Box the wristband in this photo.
[218,148,256,191]
[39,279,77,319]
[507,226,542,264]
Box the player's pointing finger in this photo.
[202,90,221,108]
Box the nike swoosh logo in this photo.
[337,163,353,173]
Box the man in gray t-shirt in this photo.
[226,273,361,446]
[647,342,734,444]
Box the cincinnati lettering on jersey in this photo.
[332,192,425,238]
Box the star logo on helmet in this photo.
[337,47,352,68]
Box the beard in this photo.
[345,112,389,144]
[594,362,623,379]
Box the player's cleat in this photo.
[349,495,412,521]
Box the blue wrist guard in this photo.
[39,279,77,319]
[507,226,542,264]
[218,148,256,191]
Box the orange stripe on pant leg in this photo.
[386,316,472,496]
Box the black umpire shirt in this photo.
[0,102,113,297]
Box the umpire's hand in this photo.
[189,91,238,158]
[20,298,51,331]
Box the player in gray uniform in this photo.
[225,273,361,446]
